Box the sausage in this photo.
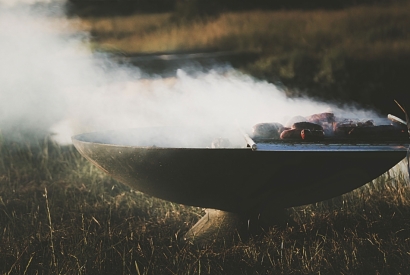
[280,128,302,140]
[292,122,323,131]
[301,129,325,141]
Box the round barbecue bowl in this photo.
[72,127,409,215]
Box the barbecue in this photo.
[252,112,408,142]
[72,108,410,242]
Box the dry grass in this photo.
[73,2,410,115]
[76,2,410,58]
[2,3,410,273]
[1,130,410,274]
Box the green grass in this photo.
[1,130,410,274]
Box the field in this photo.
[1,131,410,274]
[79,3,410,57]
[2,1,410,274]
[76,1,410,113]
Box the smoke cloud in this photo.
[0,1,381,148]
[0,0,54,6]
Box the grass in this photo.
[75,2,410,114]
[1,130,410,274]
[2,2,410,272]
[77,2,410,57]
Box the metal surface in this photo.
[72,127,409,214]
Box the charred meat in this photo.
[251,111,408,142]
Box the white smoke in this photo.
[0,3,138,137]
[0,0,58,7]
[0,1,380,147]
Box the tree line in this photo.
[67,0,404,16]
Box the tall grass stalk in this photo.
[0,131,410,273]
[44,188,57,270]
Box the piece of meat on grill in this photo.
[252,123,284,139]
[333,120,374,137]
[280,127,291,133]
[280,128,302,140]
[306,112,335,124]
[301,129,325,141]
[285,116,307,128]
[292,122,323,131]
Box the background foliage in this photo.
[75,1,410,114]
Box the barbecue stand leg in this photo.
[183,209,245,244]
[183,208,292,244]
